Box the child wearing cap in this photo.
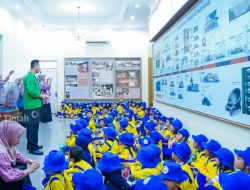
[136,136,154,150]
[95,127,119,158]
[134,175,168,190]
[137,102,146,118]
[129,146,161,179]
[97,152,131,190]
[162,118,180,144]
[189,134,208,166]
[86,110,96,133]
[137,115,149,137]
[171,142,197,189]
[42,150,71,190]
[144,120,157,136]
[150,131,164,159]
[72,169,106,190]
[234,147,250,175]
[175,128,194,153]
[159,161,193,190]
[118,118,138,136]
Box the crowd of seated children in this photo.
[39,100,250,190]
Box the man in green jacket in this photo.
[23,60,46,155]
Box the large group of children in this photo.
[40,100,250,190]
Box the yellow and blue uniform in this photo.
[96,139,119,158]
[67,160,92,174]
[88,118,96,133]
[180,163,198,189]
[137,109,145,118]
[118,145,136,165]
[162,128,174,141]
[190,150,208,169]
[88,143,97,164]
[129,162,161,179]
[117,105,123,114]
[126,122,139,136]
[66,134,77,147]
[44,173,66,190]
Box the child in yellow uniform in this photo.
[189,134,208,166]
[86,110,96,133]
[118,118,138,136]
[95,127,119,158]
[42,150,69,190]
[65,121,84,149]
[171,141,197,189]
[144,120,157,136]
[129,146,161,179]
[159,161,194,190]
[150,131,164,159]
[175,129,194,153]
[234,147,250,175]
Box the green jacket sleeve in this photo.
[25,78,41,98]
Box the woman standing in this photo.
[0,121,40,190]
[38,74,52,123]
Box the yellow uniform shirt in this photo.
[137,110,145,118]
[66,134,77,147]
[162,129,174,141]
[88,143,97,164]
[67,160,92,174]
[44,173,66,190]
[199,158,218,179]
[191,151,208,170]
[117,106,123,114]
[96,139,119,157]
[88,119,96,133]
[181,163,197,189]
[119,146,136,165]
[126,123,138,136]
[129,162,161,179]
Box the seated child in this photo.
[42,150,69,190]
[137,102,146,118]
[175,128,194,153]
[150,131,164,159]
[171,141,197,189]
[137,115,149,137]
[65,121,84,149]
[149,144,164,172]
[98,152,131,190]
[118,118,138,136]
[136,136,153,150]
[189,134,208,165]
[158,115,167,130]
[72,169,106,190]
[144,120,157,136]
[129,146,161,179]
[134,175,168,190]
[66,146,92,175]
[86,109,96,133]
[95,127,119,158]
[234,147,250,175]
[159,161,193,190]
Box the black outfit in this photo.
[101,170,131,190]
[23,108,41,151]
[0,164,31,190]
[40,103,52,123]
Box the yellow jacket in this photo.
[181,163,197,189]
[88,143,97,164]
[199,158,218,179]
[129,162,161,179]
[137,110,145,118]
[126,123,138,136]
[66,134,77,147]
[162,129,174,141]
[96,139,119,157]
[119,145,136,163]
[117,106,123,114]
[66,160,92,174]
[191,151,208,170]
[88,119,96,133]
[44,173,66,190]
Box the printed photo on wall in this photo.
[116,70,140,87]
[92,84,114,99]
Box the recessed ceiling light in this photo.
[130,16,135,20]
[134,4,140,8]
[15,5,21,10]
[62,2,95,13]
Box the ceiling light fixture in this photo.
[134,4,140,8]
[73,6,84,41]
[130,15,135,20]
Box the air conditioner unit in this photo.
[85,37,110,44]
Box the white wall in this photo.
[149,1,250,149]
[0,8,149,105]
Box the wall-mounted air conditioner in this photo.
[85,37,110,44]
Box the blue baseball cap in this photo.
[177,128,190,139]
[141,102,147,108]
[219,171,250,190]
[70,121,83,133]
[43,150,68,172]
[171,119,183,130]
[159,161,188,183]
[159,116,167,122]
[202,139,221,153]
[125,112,133,119]
[136,146,160,168]
[172,142,191,163]
[134,175,168,190]
[72,169,106,190]
[118,132,134,146]
[212,148,234,169]
[81,114,90,122]
[234,147,250,167]
[192,134,208,148]
[107,115,114,123]
[97,152,122,173]
[77,118,89,128]
[96,111,101,115]
[108,111,116,118]
[144,120,157,131]
[166,117,174,123]
[140,116,149,123]
[76,135,90,149]
[103,127,117,140]
[150,131,163,143]
[119,118,128,130]
[77,128,92,142]
[138,137,153,147]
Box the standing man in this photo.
[23,60,45,155]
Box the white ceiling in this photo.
[0,0,159,29]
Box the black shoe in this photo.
[29,150,44,155]
[37,145,43,149]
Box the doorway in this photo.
[40,60,58,114]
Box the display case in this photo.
[0,82,19,121]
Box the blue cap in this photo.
[70,121,83,133]
[141,102,147,108]
[108,111,116,118]
[78,128,92,141]
[96,111,101,115]
[159,161,188,183]
[144,120,157,131]
[234,147,250,167]
[78,118,89,128]
[76,135,90,149]
[107,115,114,123]
[118,132,134,146]
[212,148,234,169]
[202,139,221,153]
[138,137,153,147]
[99,117,109,126]
[97,152,122,172]
[81,115,90,122]
[171,119,183,130]
[150,131,163,143]
[103,127,117,140]
[159,116,167,122]
[149,144,161,163]
[172,142,191,163]
[192,134,208,148]
[177,128,190,139]
[136,146,159,168]
[125,112,133,119]
[219,171,250,190]
[43,150,68,172]
[134,175,168,190]
[140,116,149,123]
[166,117,175,123]
[73,169,106,190]
[154,116,160,121]
[119,118,128,130]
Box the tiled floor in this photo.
[17,115,72,189]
